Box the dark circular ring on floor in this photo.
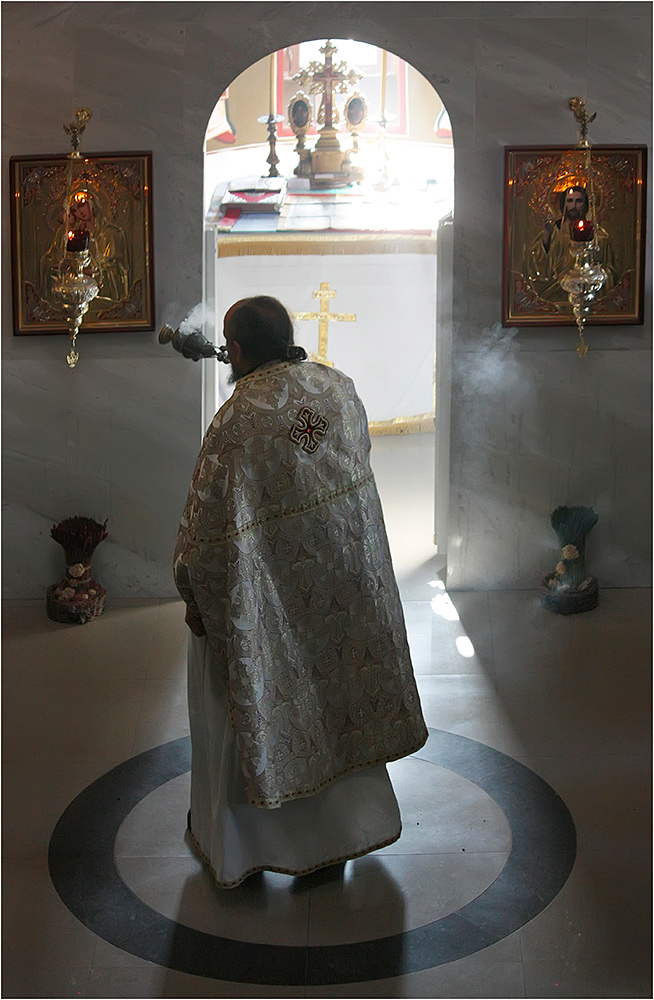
[48,729,576,985]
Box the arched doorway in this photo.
[201,39,454,596]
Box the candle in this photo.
[380,49,387,118]
[269,52,276,118]
[570,219,594,242]
[67,229,89,252]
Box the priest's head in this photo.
[559,186,589,221]
[223,296,306,382]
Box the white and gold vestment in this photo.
[175,359,427,883]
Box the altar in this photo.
[205,177,439,435]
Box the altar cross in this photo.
[295,40,361,132]
[293,282,356,366]
[313,41,344,129]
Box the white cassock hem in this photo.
[187,634,402,888]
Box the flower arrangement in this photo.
[47,516,108,624]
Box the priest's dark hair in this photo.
[228,296,307,365]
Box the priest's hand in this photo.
[185,605,206,637]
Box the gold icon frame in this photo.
[502,145,646,326]
[10,151,154,336]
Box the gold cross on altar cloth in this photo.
[293,282,356,367]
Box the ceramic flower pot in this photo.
[46,516,108,625]
[542,505,599,614]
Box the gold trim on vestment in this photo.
[369,413,435,436]
[216,233,437,257]
[193,470,375,546]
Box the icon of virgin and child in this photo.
[40,186,130,308]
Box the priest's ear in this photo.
[230,339,245,367]
[227,337,253,378]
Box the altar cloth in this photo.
[212,234,437,434]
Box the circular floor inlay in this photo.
[48,729,576,985]
[113,764,511,944]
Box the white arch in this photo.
[201,38,454,590]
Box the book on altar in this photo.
[220,177,288,213]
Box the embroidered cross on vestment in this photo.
[290,406,329,453]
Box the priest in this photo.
[174,295,428,887]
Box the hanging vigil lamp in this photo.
[51,107,100,368]
[557,98,609,358]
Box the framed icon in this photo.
[9,151,154,335]
[503,145,646,326]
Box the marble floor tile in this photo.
[91,937,162,970]
[492,656,650,757]
[522,957,652,999]
[429,627,495,678]
[2,599,164,681]
[486,590,652,758]
[92,938,305,1000]
[130,674,190,755]
[416,674,507,751]
[512,753,651,853]
[489,588,652,676]
[409,589,497,679]
[406,628,434,674]
[518,847,652,963]
[1,599,81,651]
[115,772,193,859]
[2,751,133,859]
[86,964,306,998]
[446,590,494,664]
[2,673,146,759]
[307,851,509,945]
[305,939,525,997]
[2,858,99,970]
[144,600,190,679]
[382,755,511,855]
[401,600,434,635]
[1,967,91,999]
[490,608,585,676]
[116,857,311,946]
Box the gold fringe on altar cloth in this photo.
[216,233,437,258]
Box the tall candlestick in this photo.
[380,49,387,119]
[269,52,276,117]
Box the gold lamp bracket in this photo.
[568,97,596,148]
[63,107,92,157]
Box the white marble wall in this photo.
[2,2,651,596]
